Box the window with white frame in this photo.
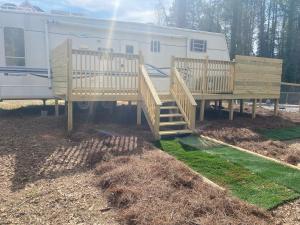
[190,39,207,53]
[4,27,25,66]
[151,40,160,53]
[126,45,134,54]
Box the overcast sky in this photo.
[4,0,172,23]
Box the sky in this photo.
[3,0,172,23]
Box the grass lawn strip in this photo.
[203,146,300,193]
[159,139,300,209]
[258,126,300,140]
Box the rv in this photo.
[0,6,230,100]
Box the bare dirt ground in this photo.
[199,106,300,166]
[0,101,299,224]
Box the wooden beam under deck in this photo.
[70,94,139,102]
[192,93,280,100]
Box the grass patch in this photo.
[159,139,300,209]
[204,146,300,193]
[258,126,300,140]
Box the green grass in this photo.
[204,146,300,192]
[258,126,300,140]
[159,139,300,209]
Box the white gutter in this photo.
[45,21,51,88]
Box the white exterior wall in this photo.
[0,9,230,99]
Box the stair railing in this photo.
[170,61,197,130]
[139,64,162,139]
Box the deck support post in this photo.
[274,99,279,116]
[88,102,95,116]
[199,100,205,121]
[137,101,142,125]
[67,101,73,132]
[252,99,257,119]
[214,101,218,110]
[55,99,59,117]
[218,100,222,109]
[229,99,234,120]
[240,99,244,114]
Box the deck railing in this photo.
[139,64,162,139]
[71,49,140,97]
[170,67,197,129]
[174,57,234,94]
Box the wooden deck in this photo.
[51,39,283,139]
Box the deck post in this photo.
[218,100,222,109]
[55,99,59,117]
[229,99,234,120]
[154,106,160,140]
[214,101,218,109]
[67,101,73,132]
[274,99,279,116]
[252,99,257,119]
[137,101,142,125]
[200,100,205,121]
[88,102,96,116]
[137,51,143,126]
[240,99,244,114]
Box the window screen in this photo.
[190,39,207,53]
[126,45,134,54]
[4,27,25,66]
[151,40,160,53]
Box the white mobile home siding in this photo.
[0,9,230,99]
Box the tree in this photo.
[159,0,300,82]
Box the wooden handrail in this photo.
[174,57,234,94]
[70,49,140,96]
[171,67,197,129]
[139,64,162,139]
[140,65,162,106]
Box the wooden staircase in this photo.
[158,98,193,138]
[139,64,196,140]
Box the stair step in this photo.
[160,106,178,110]
[160,113,183,118]
[159,129,193,136]
[160,121,187,127]
[161,99,175,103]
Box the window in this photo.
[126,45,134,54]
[4,27,25,66]
[190,39,207,53]
[151,40,160,53]
[97,47,113,53]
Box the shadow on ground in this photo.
[0,103,152,191]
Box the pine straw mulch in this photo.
[0,102,299,225]
[95,150,272,225]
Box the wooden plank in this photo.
[235,55,283,64]
[137,100,142,125]
[200,100,205,121]
[67,101,73,132]
[229,99,234,120]
[252,99,257,119]
[274,99,279,116]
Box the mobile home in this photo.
[0,6,230,100]
[0,5,282,140]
